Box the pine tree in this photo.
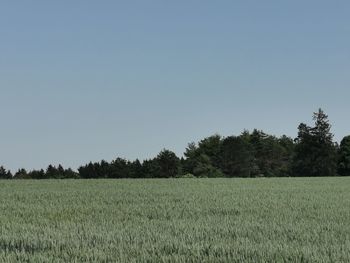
[155,149,180,178]
[220,136,256,177]
[338,136,350,176]
[292,109,337,176]
[0,166,12,179]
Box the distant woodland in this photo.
[1,109,350,179]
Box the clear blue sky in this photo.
[1,1,349,171]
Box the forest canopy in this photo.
[1,109,349,179]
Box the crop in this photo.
[0,178,350,262]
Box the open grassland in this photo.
[0,178,350,262]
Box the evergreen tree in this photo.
[277,135,295,176]
[155,149,180,178]
[192,154,223,178]
[338,135,350,176]
[109,158,131,178]
[28,169,45,179]
[292,109,337,176]
[183,142,222,177]
[141,159,160,178]
[183,142,199,175]
[197,135,222,168]
[78,162,99,178]
[46,165,60,179]
[130,159,143,178]
[14,168,29,179]
[249,129,269,176]
[0,166,12,179]
[57,165,65,179]
[63,168,79,179]
[220,136,256,177]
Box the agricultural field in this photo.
[0,178,350,262]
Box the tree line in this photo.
[1,109,350,179]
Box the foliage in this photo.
[155,149,180,178]
[1,109,348,178]
[13,168,29,179]
[338,136,350,176]
[292,109,338,176]
[248,130,294,177]
[192,154,224,178]
[220,136,256,177]
[0,166,12,179]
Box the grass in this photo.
[0,178,350,262]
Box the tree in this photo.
[277,135,295,176]
[46,165,60,179]
[220,136,256,177]
[338,136,350,176]
[57,165,65,178]
[249,130,294,176]
[78,162,100,179]
[109,158,131,178]
[155,149,180,178]
[0,166,12,179]
[183,142,199,174]
[192,154,223,178]
[197,135,222,168]
[98,160,110,178]
[129,159,143,178]
[63,168,79,179]
[292,109,337,176]
[183,141,223,177]
[13,168,29,179]
[28,169,45,179]
[249,129,269,176]
[141,159,160,178]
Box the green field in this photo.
[0,178,350,262]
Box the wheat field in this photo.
[0,178,350,262]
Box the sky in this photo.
[1,0,349,171]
